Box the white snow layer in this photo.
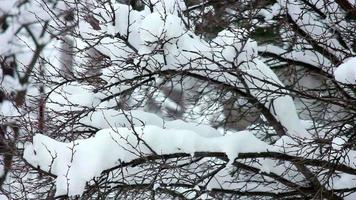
[24,124,268,196]
[332,136,347,150]
[79,109,221,138]
[20,0,320,197]
[334,57,356,84]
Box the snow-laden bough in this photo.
[24,123,268,196]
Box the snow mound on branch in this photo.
[332,136,347,150]
[140,12,165,43]
[0,100,20,117]
[140,12,185,53]
[79,109,221,138]
[334,57,356,84]
[211,29,309,138]
[24,125,268,197]
[213,29,257,63]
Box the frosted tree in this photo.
[0,0,67,197]
[0,0,356,199]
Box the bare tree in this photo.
[0,0,356,200]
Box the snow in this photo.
[0,1,17,15]
[192,28,310,138]
[212,29,255,63]
[0,100,20,117]
[239,57,309,137]
[135,18,310,138]
[24,122,269,196]
[0,194,8,200]
[259,44,332,68]
[140,12,185,54]
[6,0,355,198]
[334,57,356,84]
[23,4,315,196]
[259,158,275,174]
[258,3,281,22]
[277,0,349,61]
[114,4,147,37]
[79,109,221,138]
[0,23,20,55]
[140,13,165,44]
[46,83,102,112]
[332,136,347,150]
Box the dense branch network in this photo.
[0,0,355,199]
